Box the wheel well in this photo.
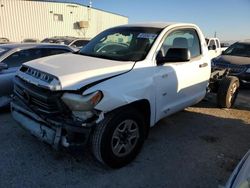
[129,99,151,126]
[109,99,151,137]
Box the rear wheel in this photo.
[217,76,239,108]
[91,108,146,168]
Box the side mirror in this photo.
[156,51,166,65]
[208,45,216,50]
[156,48,191,65]
[0,62,8,70]
[221,50,226,55]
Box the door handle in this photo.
[199,63,208,68]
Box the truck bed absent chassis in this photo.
[209,68,231,93]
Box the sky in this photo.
[71,0,250,41]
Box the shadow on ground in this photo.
[0,99,250,188]
[196,89,250,111]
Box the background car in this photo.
[212,41,250,87]
[0,43,75,107]
[206,37,223,59]
[0,38,10,44]
[22,38,40,43]
[225,149,250,188]
[41,36,90,49]
[221,42,231,51]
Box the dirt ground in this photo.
[0,90,249,188]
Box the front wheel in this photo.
[91,108,146,168]
[217,76,239,108]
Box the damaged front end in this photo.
[11,76,104,149]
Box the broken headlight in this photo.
[61,91,103,111]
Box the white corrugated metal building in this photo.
[0,0,128,42]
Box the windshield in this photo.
[223,42,250,57]
[0,47,10,57]
[79,27,162,61]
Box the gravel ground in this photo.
[0,90,249,188]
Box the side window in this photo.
[43,48,71,56]
[72,40,89,48]
[205,38,209,45]
[208,40,216,48]
[2,49,42,68]
[160,28,201,58]
[216,40,220,48]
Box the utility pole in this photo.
[89,0,92,8]
[214,31,217,38]
[87,0,92,21]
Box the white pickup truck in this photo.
[11,23,239,168]
[206,37,224,59]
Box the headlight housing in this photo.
[49,78,62,91]
[61,91,103,111]
[246,68,250,73]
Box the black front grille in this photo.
[215,62,247,74]
[14,76,67,115]
[20,66,55,83]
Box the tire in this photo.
[217,76,239,108]
[91,107,146,168]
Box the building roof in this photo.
[23,0,128,18]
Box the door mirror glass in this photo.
[0,62,8,70]
[156,48,191,65]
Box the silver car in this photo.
[0,43,75,107]
[225,150,250,188]
[41,36,90,49]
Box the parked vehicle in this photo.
[221,42,231,51]
[22,38,40,43]
[41,36,90,49]
[0,43,75,107]
[225,149,250,188]
[11,23,239,168]
[0,38,10,44]
[206,38,223,59]
[212,41,250,87]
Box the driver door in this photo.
[0,49,40,96]
[0,65,17,97]
[154,28,210,122]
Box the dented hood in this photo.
[24,53,135,90]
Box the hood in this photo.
[23,53,135,90]
[215,55,250,66]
